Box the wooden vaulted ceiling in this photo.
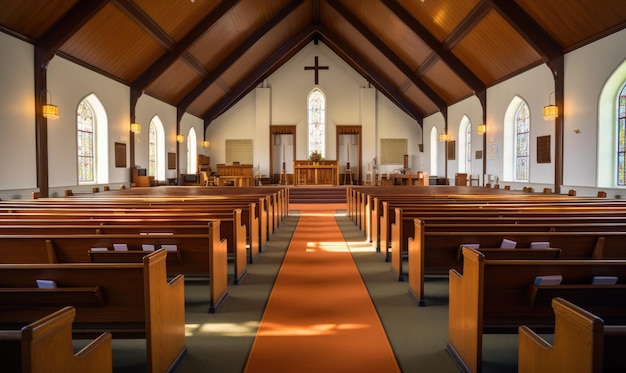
[1,0,625,128]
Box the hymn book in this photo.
[533,275,563,285]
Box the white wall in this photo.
[207,41,419,182]
[0,32,36,192]
[2,28,626,199]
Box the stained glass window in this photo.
[466,123,472,175]
[618,84,626,185]
[515,102,530,181]
[149,122,156,177]
[77,100,95,183]
[308,89,325,157]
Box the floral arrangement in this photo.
[309,150,322,163]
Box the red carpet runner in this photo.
[244,204,400,373]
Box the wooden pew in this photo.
[447,247,626,373]
[0,201,263,258]
[0,221,229,312]
[377,201,626,255]
[0,249,187,372]
[0,210,249,284]
[404,217,626,305]
[518,297,626,373]
[0,306,112,373]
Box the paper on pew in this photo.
[113,243,128,251]
[91,247,108,251]
[142,244,156,251]
[533,275,562,285]
[591,276,618,285]
[460,243,480,249]
[530,241,550,249]
[161,244,178,251]
[36,279,57,289]
[500,239,517,248]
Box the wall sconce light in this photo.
[41,90,59,120]
[543,92,558,120]
[130,123,141,134]
[477,123,486,135]
[202,140,210,148]
[439,133,449,142]
[176,134,185,143]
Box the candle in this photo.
[347,143,350,162]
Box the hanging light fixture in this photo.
[41,90,59,120]
[130,123,141,134]
[202,140,210,148]
[543,92,558,120]
[477,123,486,135]
[176,134,185,143]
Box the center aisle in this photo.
[244,203,400,373]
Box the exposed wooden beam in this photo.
[131,0,240,92]
[444,1,491,49]
[381,0,485,94]
[326,0,447,112]
[317,25,423,123]
[204,26,316,124]
[486,0,563,63]
[178,0,306,116]
[113,0,175,49]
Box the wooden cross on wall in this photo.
[304,56,329,85]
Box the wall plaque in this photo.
[380,138,408,165]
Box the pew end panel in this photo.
[143,249,187,373]
[518,297,626,373]
[407,218,425,306]
[447,247,484,373]
[390,208,405,281]
[209,220,229,313]
[231,209,248,284]
[0,306,112,373]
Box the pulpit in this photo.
[294,160,339,186]
[216,163,253,187]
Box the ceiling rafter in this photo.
[112,0,175,49]
[316,25,423,123]
[326,0,447,112]
[486,0,563,65]
[380,0,485,94]
[38,0,111,57]
[204,25,317,125]
[131,0,240,94]
[178,0,307,115]
[444,1,491,49]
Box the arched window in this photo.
[149,123,157,177]
[466,122,472,175]
[76,94,108,185]
[617,83,626,185]
[308,89,325,157]
[77,100,95,183]
[458,116,472,174]
[430,127,438,176]
[148,116,165,180]
[515,102,530,181]
[187,127,197,173]
[597,60,626,187]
